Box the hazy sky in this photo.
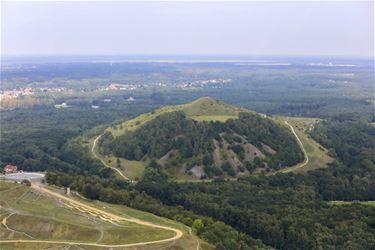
[1,1,374,57]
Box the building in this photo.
[4,164,18,174]
[54,102,69,109]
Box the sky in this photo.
[1,1,374,57]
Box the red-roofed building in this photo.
[4,164,18,174]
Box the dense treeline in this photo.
[136,176,375,250]
[308,120,375,201]
[311,120,375,167]
[111,111,215,160]
[107,111,303,173]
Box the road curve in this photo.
[280,121,309,173]
[0,184,183,248]
[92,133,129,180]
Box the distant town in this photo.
[0,78,232,108]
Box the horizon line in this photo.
[2,53,373,59]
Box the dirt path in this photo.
[2,213,35,239]
[92,134,129,180]
[279,121,309,173]
[0,184,183,248]
[189,228,200,250]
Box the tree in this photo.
[192,219,204,235]
[149,159,161,169]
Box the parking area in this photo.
[1,172,45,183]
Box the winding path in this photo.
[2,213,35,239]
[92,134,129,180]
[0,184,183,248]
[279,121,309,173]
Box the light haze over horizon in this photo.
[1,1,374,58]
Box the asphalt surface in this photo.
[1,172,45,182]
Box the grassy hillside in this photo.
[107,97,250,137]
[273,116,334,173]
[0,181,207,249]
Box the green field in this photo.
[0,182,207,249]
[104,156,145,180]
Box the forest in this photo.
[0,101,158,172]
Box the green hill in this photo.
[107,97,250,137]
[98,98,304,179]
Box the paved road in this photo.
[92,133,129,180]
[0,184,183,248]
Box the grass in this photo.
[7,214,99,242]
[190,115,238,122]
[273,116,334,173]
[0,185,101,242]
[107,97,250,137]
[87,199,213,249]
[0,182,208,249]
[0,241,213,250]
[89,134,145,180]
[99,226,173,245]
[102,156,145,180]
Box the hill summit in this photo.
[99,97,303,179]
[175,96,251,121]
